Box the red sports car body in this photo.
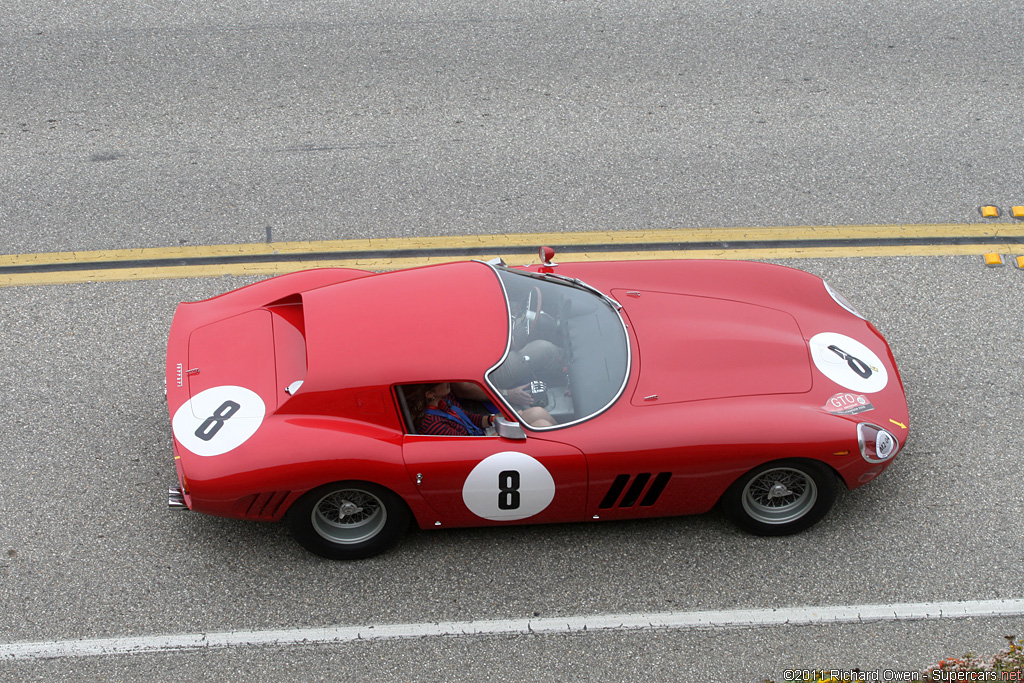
[166,254,909,559]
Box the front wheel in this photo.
[721,459,838,536]
[287,481,410,560]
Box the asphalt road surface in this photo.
[2,1,1023,681]
[3,0,1024,254]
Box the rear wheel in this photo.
[287,481,410,560]
[722,459,837,536]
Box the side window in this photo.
[394,385,419,434]
[396,382,499,437]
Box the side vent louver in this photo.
[239,491,292,520]
[598,472,672,509]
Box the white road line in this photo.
[3,599,1023,661]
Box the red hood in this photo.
[615,289,812,405]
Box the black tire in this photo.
[286,481,411,560]
[721,459,838,536]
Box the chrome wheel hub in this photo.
[338,501,364,517]
[768,483,794,499]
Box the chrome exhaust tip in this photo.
[168,487,188,510]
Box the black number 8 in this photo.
[497,470,521,510]
[827,345,873,379]
[195,400,241,441]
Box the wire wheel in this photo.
[311,487,388,544]
[740,466,818,525]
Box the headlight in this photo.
[858,423,900,463]
[823,280,866,319]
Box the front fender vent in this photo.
[598,472,672,509]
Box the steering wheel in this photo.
[515,286,543,340]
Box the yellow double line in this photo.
[2,223,1023,287]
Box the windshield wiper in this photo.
[541,273,623,310]
[490,263,623,311]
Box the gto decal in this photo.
[172,385,265,457]
[462,452,555,521]
[809,332,888,393]
[823,392,874,416]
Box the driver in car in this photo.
[406,382,555,436]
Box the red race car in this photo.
[166,249,909,560]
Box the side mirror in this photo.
[494,417,527,441]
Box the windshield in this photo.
[487,267,630,428]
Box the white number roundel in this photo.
[172,385,266,457]
[809,332,888,394]
[462,452,555,521]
